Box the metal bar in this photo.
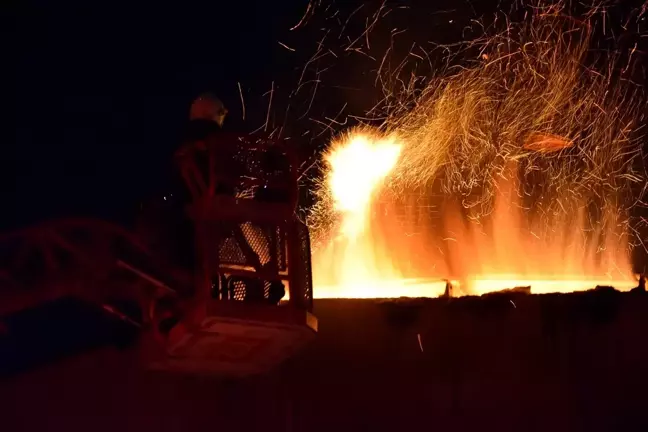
[115,260,176,294]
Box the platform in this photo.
[148,301,317,377]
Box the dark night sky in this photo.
[7,0,647,232]
[8,1,319,229]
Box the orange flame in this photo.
[325,132,402,240]
[312,130,636,298]
[307,7,644,298]
[313,131,429,298]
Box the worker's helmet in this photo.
[190,93,228,126]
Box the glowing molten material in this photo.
[325,133,402,239]
[313,132,416,298]
[312,131,635,298]
[308,8,643,298]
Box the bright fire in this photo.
[325,133,402,240]
[312,131,636,298]
[308,8,643,299]
[312,131,415,298]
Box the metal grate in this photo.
[207,220,313,310]
[184,133,315,309]
[296,220,314,310]
[228,278,260,301]
[219,236,248,265]
[210,222,288,272]
[222,277,285,305]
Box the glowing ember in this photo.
[523,133,573,153]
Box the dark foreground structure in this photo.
[2,290,648,432]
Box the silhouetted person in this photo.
[184,93,241,196]
[182,94,266,298]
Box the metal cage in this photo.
[154,132,317,377]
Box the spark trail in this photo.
[306,2,646,298]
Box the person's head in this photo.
[189,93,228,126]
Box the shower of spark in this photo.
[308,2,646,298]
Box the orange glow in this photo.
[314,278,636,299]
[312,130,409,298]
[308,10,643,299]
[312,131,636,299]
[324,132,402,240]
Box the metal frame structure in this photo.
[0,218,179,322]
[151,131,318,376]
[175,132,314,314]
